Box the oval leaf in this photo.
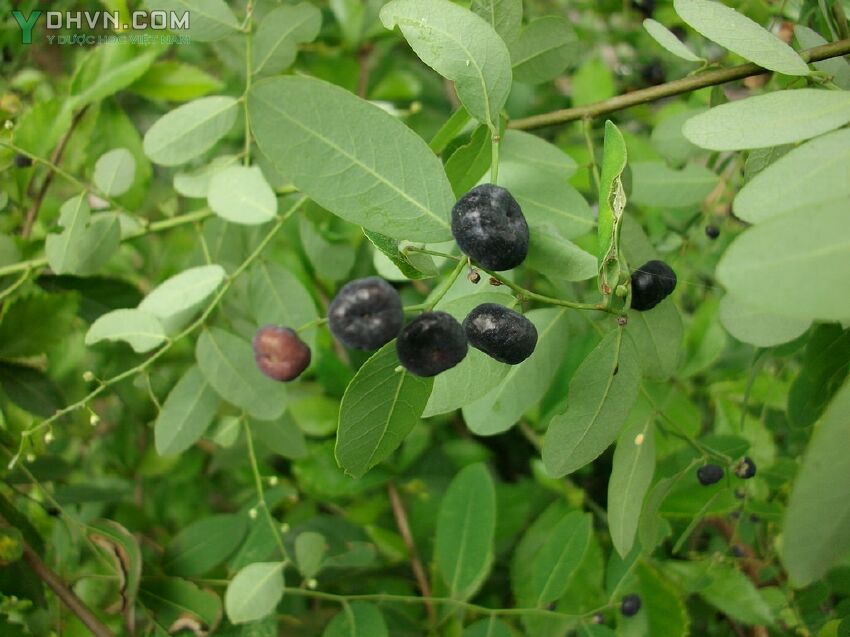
[208,166,277,225]
[335,342,433,478]
[716,199,850,321]
[85,308,166,353]
[470,0,522,45]
[682,89,850,151]
[139,264,226,330]
[543,328,641,477]
[143,96,239,166]
[510,17,579,84]
[322,602,389,637]
[719,294,811,348]
[155,365,221,456]
[164,514,248,576]
[734,128,850,223]
[252,3,322,76]
[225,562,284,624]
[630,161,719,208]
[380,0,512,130]
[249,76,453,242]
[435,463,496,600]
[249,262,319,350]
[673,0,808,75]
[528,511,592,606]
[148,0,239,42]
[643,18,703,62]
[93,148,136,197]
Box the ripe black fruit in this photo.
[396,311,468,377]
[705,225,720,240]
[451,184,529,271]
[463,303,538,364]
[697,464,724,486]
[328,277,403,350]
[620,594,642,617]
[630,260,677,311]
[252,326,311,381]
[14,153,32,168]
[735,456,757,479]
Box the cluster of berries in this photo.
[252,182,677,381]
[697,457,757,485]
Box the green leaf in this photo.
[208,166,277,225]
[424,292,514,417]
[620,561,690,637]
[0,293,78,358]
[501,129,578,177]
[93,148,136,197]
[249,76,453,242]
[626,301,683,380]
[88,520,142,619]
[510,17,579,84]
[139,577,222,630]
[666,561,773,625]
[225,562,284,624]
[796,26,850,90]
[45,195,121,276]
[528,511,592,606]
[335,342,433,478]
[143,96,239,166]
[470,0,522,45]
[463,618,513,637]
[673,0,808,75]
[195,328,288,421]
[435,463,496,600]
[85,308,167,353]
[630,161,719,208]
[164,514,248,576]
[608,401,656,557]
[682,89,850,151]
[716,199,850,321]
[651,107,706,165]
[69,43,163,108]
[787,325,850,429]
[252,3,322,76]
[174,155,240,198]
[380,0,512,131]
[148,0,240,42]
[445,125,492,197]
[643,19,703,62]
[597,121,628,297]
[783,378,850,586]
[129,61,224,102]
[322,602,389,637]
[572,56,616,107]
[138,264,226,333]
[0,363,64,419]
[249,262,319,350]
[719,294,811,348]
[463,308,569,435]
[733,128,850,223]
[543,328,641,477]
[526,225,598,282]
[295,531,327,579]
[251,414,308,460]
[363,230,435,280]
[155,365,221,456]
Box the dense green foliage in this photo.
[1,0,850,635]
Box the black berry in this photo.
[463,303,537,365]
[630,260,677,311]
[252,326,311,382]
[621,594,642,617]
[328,277,403,351]
[705,225,720,240]
[396,311,468,377]
[14,153,32,168]
[735,456,756,479]
[451,184,529,271]
[697,464,724,486]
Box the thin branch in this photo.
[21,107,89,238]
[23,544,116,637]
[509,38,850,130]
[387,482,435,624]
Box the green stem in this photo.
[243,2,254,166]
[243,420,289,559]
[403,246,461,261]
[582,117,601,192]
[482,269,616,314]
[490,130,501,185]
[426,257,466,310]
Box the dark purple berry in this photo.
[735,456,756,479]
[705,225,720,240]
[451,184,529,271]
[328,277,403,351]
[396,311,468,377]
[630,260,677,311]
[621,594,641,617]
[14,154,32,168]
[252,326,311,382]
[697,464,724,486]
[463,303,537,365]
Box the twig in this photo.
[387,482,436,625]
[509,38,850,130]
[23,544,116,637]
[21,107,89,238]
[356,43,374,98]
